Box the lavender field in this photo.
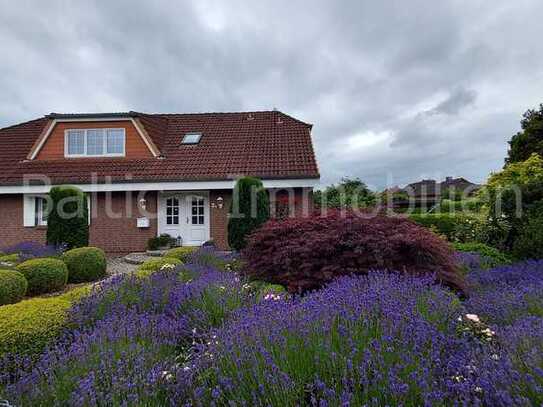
[1,249,542,406]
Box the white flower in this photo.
[474,386,483,393]
[465,314,480,323]
[264,293,282,301]
[242,283,251,290]
[481,328,495,337]
[160,263,176,270]
[491,354,500,361]
[183,366,191,372]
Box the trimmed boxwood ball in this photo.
[62,247,107,283]
[0,270,28,305]
[243,210,466,294]
[15,258,68,295]
[164,247,197,262]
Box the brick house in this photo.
[0,111,319,253]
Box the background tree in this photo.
[484,153,543,256]
[228,177,270,251]
[506,103,543,164]
[46,186,89,249]
[314,177,376,209]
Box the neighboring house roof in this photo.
[0,111,320,186]
[402,177,481,198]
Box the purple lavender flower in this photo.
[2,241,67,261]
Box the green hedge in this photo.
[228,176,270,251]
[0,287,89,357]
[136,257,182,277]
[0,270,27,305]
[47,185,89,249]
[164,247,197,262]
[512,213,543,260]
[0,253,20,264]
[15,258,68,295]
[62,247,107,283]
[453,242,513,269]
[409,213,484,243]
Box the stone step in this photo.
[123,252,153,265]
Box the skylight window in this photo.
[182,132,202,144]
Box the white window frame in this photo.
[35,196,48,226]
[64,128,126,158]
[181,132,202,144]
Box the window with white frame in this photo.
[35,197,48,226]
[181,132,202,144]
[65,128,126,157]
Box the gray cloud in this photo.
[1,0,542,189]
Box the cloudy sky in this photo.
[1,0,542,190]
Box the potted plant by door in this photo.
[147,234,176,251]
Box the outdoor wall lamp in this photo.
[216,196,224,209]
[139,198,147,210]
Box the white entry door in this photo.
[159,193,210,246]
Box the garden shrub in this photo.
[243,211,465,293]
[453,242,513,269]
[228,176,270,251]
[0,253,19,264]
[164,246,197,262]
[0,269,27,305]
[46,186,89,249]
[62,246,107,283]
[409,212,485,242]
[147,234,175,250]
[0,287,89,356]
[2,241,66,262]
[512,212,543,260]
[136,257,182,277]
[15,258,68,295]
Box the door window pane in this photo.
[166,197,179,225]
[191,197,205,225]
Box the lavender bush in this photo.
[2,241,67,262]
[1,248,542,406]
[0,249,253,406]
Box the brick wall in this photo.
[89,191,157,254]
[0,194,47,247]
[0,187,314,253]
[0,192,157,254]
[209,187,314,251]
[210,189,231,250]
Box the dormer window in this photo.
[181,132,202,144]
[65,128,126,157]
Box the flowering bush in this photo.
[243,211,465,293]
[453,242,513,269]
[0,249,254,406]
[465,260,543,325]
[1,241,66,262]
[174,271,540,406]
[1,248,542,406]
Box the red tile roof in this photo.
[0,111,319,186]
